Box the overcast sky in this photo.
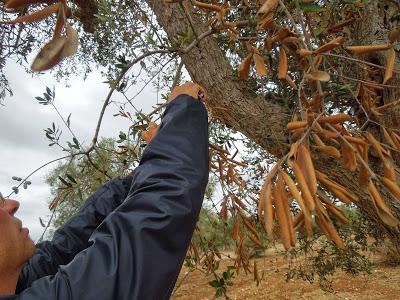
[0,60,160,241]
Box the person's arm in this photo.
[18,93,209,300]
[16,175,133,292]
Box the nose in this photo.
[2,199,20,216]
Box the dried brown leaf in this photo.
[380,177,400,202]
[238,53,253,80]
[297,48,313,59]
[383,48,396,84]
[263,186,274,240]
[316,171,357,204]
[292,162,315,212]
[389,29,400,44]
[315,36,345,54]
[315,198,345,249]
[280,169,313,236]
[369,181,399,227]
[193,1,222,11]
[278,47,288,80]
[383,128,398,150]
[358,145,370,189]
[287,121,307,131]
[315,146,341,159]
[31,37,68,72]
[312,133,325,147]
[343,136,367,146]
[274,176,292,250]
[238,209,259,238]
[305,70,331,82]
[318,193,349,224]
[257,0,278,16]
[61,23,79,58]
[52,3,66,39]
[347,44,391,54]
[340,140,357,172]
[220,198,228,222]
[319,113,352,125]
[365,132,388,161]
[293,211,304,229]
[5,0,53,9]
[6,3,59,24]
[297,143,317,195]
[249,234,265,249]
[253,49,268,76]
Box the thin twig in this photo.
[51,103,80,146]
[171,270,193,297]
[90,29,214,150]
[338,74,400,89]
[6,154,79,198]
[89,49,173,150]
[86,152,111,179]
[180,1,199,39]
[37,208,56,243]
[320,52,400,74]
[172,60,184,90]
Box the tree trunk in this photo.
[351,1,400,250]
[147,1,400,250]
[146,0,289,156]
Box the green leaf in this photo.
[94,13,109,22]
[45,132,53,140]
[300,3,324,12]
[66,173,77,184]
[209,280,219,288]
[216,287,224,297]
[58,176,72,187]
[12,186,19,194]
[77,188,84,201]
[73,137,80,149]
[67,114,71,127]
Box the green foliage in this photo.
[209,266,235,298]
[46,138,138,230]
[285,207,383,291]
[194,206,235,251]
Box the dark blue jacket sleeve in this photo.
[16,95,209,300]
[16,176,133,292]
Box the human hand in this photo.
[141,122,159,144]
[168,82,208,103]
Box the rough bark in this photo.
[351,0,400,250]
[147,1,400,250]
[146,0,289,156]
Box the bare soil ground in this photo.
[172,249,400,300]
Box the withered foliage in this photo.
[162,0,400,277]
[3,0,78,71]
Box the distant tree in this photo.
[45,137,139,229]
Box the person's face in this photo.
[0,199,36,273]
